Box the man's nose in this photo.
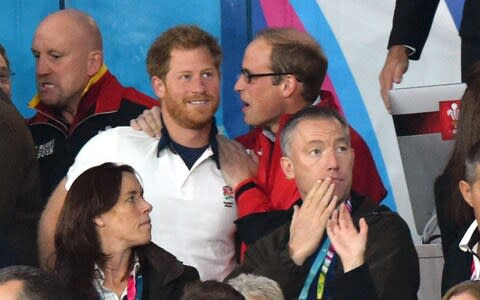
[234,74,245,92]
[326,149,340,171]
[191,76,207,93]
[36,57,51,76]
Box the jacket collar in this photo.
[459,220,480,255]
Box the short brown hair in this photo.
[256,28,328,103]
[147,25,222,80]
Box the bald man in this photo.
[28,9,156,204]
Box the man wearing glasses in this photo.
[221,28,386,231]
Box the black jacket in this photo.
[228,194,419,300]
[28,70,156,203]
[388,0,479,60]
[0,90,41,266]
[137,243,199,300]
[441,227,475,296]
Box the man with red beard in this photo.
[28,9,155,205]
[38,26,237,281]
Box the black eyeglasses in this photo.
[239,68,293,84]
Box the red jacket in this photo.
[234,90,387,218]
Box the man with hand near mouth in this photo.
[226,106,419,300]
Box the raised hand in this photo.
[379,45,410,113]
[288,178,337,266]
[327,203,368,272]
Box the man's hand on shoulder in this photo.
[130,106,162,138]
[288,179,337,266]
[379,45,410,113]
[217,134,258,189]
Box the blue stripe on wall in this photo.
[220,0,251,137]
[290,0,395,209]
[251,0,268,35]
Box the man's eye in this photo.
[201,71,213,78]
[310,149,321,155]
[180,74,192,80]
[336,146,349,152]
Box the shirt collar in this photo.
[459,220,480,254]
[94,254,141,283]
[93,253,141,300]
[156,115,220,169]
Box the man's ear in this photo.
[93,216,105,227]
[151,76,166,99]
[87,50,103,76]
[280,156,295,180]
[459,180,474,208]
[280,75,298,98]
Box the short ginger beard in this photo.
[162,94,219,130]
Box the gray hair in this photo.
[280,106,349,156]
[228,274,285,300]
[465,141,480,184]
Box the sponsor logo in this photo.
[222,186,235,208]
[35,139,55,159]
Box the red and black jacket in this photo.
[28,68,156,202]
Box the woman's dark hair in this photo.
[54,162,136,299]
[434,62,480,253]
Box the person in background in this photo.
[442,140,480,294]
[54,163,198,299]
[0,265,73,299]
[0,43,13,98]
[434,63,480,258]
[180,280,245,300]
[379,0,480,111]
[443,281,480,300]
[228,274,285,300]
[29,9,155,207]
[0,73,41,265]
